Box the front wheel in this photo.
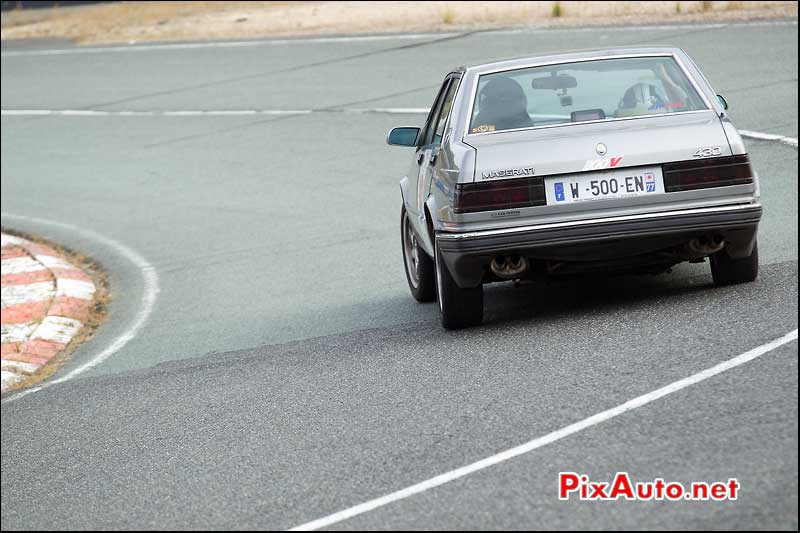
[401,206,436,302]
[710,240,759,286]
[435,240,483,329]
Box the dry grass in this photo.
[1,1,796,45]
[1,227,110,394]
[441,8,455,25]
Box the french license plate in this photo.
[545,166,664,205]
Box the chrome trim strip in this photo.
[462,52,711,138]
[436,203,761,241]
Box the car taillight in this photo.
[663,154,754,193]
[453,177,546,214]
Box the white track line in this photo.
[290,329,798,531]
[2,111,798,146]
[345,107,431,115]
[1,20,794,57]
[1,213,159,403]
[0,108,424,116]
[739,129,798,148]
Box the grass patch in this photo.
[442,9,455,24]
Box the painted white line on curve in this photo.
[289,329,799,531]
[0,213,159,403]
[739,129,798,148]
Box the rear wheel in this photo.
[710,240,759,286]
[435,240,483,329]
[401,206,436,302]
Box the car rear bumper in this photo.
[436,203,762,287]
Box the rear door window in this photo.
[421,77,458,146]
[431,79,458,145]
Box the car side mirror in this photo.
[387,127,420,147]
[716,94,729,110]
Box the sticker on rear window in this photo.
[472,124,496,133]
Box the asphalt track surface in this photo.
[2,20,798,530]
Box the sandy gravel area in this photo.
[1,1,797,45]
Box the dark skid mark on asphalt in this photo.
[2,259,792,428]
[84,260,800,376]
[324,83,441,110]
[752,155,799,167]
[156,226,367,273]
[743,121,798,133]
[141,84,439,148]
[726,77,799,94]
[91,31,480,110]
[141,112,301,149]
[1,262,796,529]
[483,260,798,328]
[100,23,744,149]
[623,22,731,45]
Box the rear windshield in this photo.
[469,56,707,134]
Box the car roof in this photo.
[458,46,687,75]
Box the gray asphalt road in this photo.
[2,20,798,530]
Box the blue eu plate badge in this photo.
[554,182,565,202]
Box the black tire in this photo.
[435,240,483,329]
[710,240,759,286]
[401,206,436,302]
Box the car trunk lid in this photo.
[464,111,731,182]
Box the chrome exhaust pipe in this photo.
[491,254,529,279]
[688,235,725,255]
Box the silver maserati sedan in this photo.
[388,47,761,329]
